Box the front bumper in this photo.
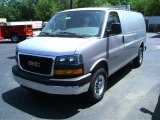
[12,65,91,95]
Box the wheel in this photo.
[133,46,143,67]
[87,68,107,103]
[11,34,19,43]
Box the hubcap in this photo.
[94,75,105,96]
[12,35,18,42]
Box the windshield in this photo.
[40,10,105,38]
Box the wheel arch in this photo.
[90,58,108,76]
[10,32,18,37]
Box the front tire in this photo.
[133,46,143,67]
[87,68,107,103]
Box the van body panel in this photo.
[107,34,126,76]
[118,10,146,48]
[75,38,107,74]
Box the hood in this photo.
[17,36,91,57]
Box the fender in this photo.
[90,58,108,72]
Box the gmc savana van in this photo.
[12,8,146,102]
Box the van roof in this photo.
[60,7,131,13]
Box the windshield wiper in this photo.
[38,32,54,37]
[39,31,92,38]
[55,32,91,38]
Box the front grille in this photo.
[19,54,53,75]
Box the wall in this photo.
[144,16,160,32]
[145,16,160,24]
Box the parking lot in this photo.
[0,33,159,120]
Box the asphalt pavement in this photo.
[0,33,159,120]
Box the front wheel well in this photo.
[10,32,18,37]
[90,60,108,76]
[11,32,18,36]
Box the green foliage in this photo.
[107,0,126,5]
[129,0,160,16]
[19,0,37,20]
[0,0,159,21]
[0,0,22,20]
[129,0,147,15]
[75,0,110,7]
[145,0,160,16]
[34,0,58,21]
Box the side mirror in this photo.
[104,23,121,37]
[111,23,121,35]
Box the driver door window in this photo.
[106,12,121,34]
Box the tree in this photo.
[0,0,22,21]
[145,0,160,16]
[34,0,58,21]
[129,0,147,15]
[75,0,111,8]
[107,0,127,5]
[19,0,37,20]
[0,0,160,21]
[129,0,160,16]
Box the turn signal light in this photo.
[54,68,83,75]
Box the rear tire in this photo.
[133,46,143,67]
[87,68,107,103]
[11,34,19,43]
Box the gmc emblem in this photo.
[28,61,40,68]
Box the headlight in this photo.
[55,55,83,65]
[54,55,83,76]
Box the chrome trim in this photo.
[18,52,55,77]
[13,74,90,95]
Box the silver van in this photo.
[12,8,146,102]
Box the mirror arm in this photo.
[105,29,111,37]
